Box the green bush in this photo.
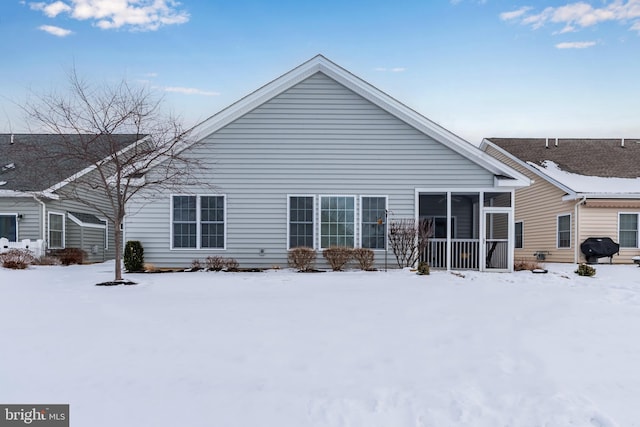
[416,261,430,275]
[575,263,596,277]
[124,241,144,272]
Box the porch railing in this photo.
[0,238,45,258]
[422,238,480,270]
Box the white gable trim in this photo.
[187,55,530,187]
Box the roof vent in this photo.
[2,163,15,172]
[621,138,625,148]
[10,134,14,145]
[555,138,558,147]
[545,138,549,148]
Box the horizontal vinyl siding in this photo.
[486,146,575,263]
[46,177,115,261]
[0,198,42,241]
[127,73,497,268]
[580,207,640,264]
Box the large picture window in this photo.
[557,214,571,248]
[320,196,354,248]
[289,196,314,249]
[619,213,639,248]
[361,197,386,249]
[172,195,225,249]
[48,212,65,249]
[0,214,17,241]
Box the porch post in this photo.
[446,191,451,271]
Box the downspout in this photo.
[32,194,47,252]
[574,196,587,264]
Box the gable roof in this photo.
[482,138,640,199]
[186,55,530,188]
[0,134,140,194]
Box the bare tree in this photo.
[387,218,433,268]
[21,69,205,282]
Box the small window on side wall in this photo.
[619,213,639,248]
[48,212,65,249]
[515,221,523,249]
[557,214,571,248]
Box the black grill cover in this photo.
[580,237,620,261]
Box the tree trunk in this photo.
[114,219,123,281]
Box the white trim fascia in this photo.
[562,193,640,201]
[67,212,107,229]
[182,56,529,186]
[44,135,150,194]
[0,190,59,200]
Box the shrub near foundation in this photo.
[322,247,353,271]
[1,249,35,269]
[124,241,144,272]
[352,248,375,271]
[288,247,317,272]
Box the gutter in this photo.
[573,196,587,264]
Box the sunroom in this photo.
[417,190,514,272]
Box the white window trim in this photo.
[170,194,227,250]
[0,213,18,242]
[360,195,388,251]
[618,212,639,249]
[48,211,65,249]
[319,195,357,250]
[287,194,316,250]
[557,213,572,249]
[515,220,524,249]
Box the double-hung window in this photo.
[320,196,355,248]
[619,213,639,248]
[361,197,386,249]
[48,212,65,249]
[172,195,225,249]
[288,196,314,249]
[557,214,571,248]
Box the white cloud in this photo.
[38,24,73,36]
[503,0,640,34]
[555,41,597,49]
[28,0,189,31]
[375,67,406,72]
[499,6,532,21]
[161,86,220,96]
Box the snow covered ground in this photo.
[1,262,640,427]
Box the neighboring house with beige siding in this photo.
[0,134,140,262]
[125,55,531,271]
[481,138,640,264]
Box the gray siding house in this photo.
[0,134,139,262]
[125,56,530,271]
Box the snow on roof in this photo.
[528,160,640,196]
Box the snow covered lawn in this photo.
[1,263,640,427]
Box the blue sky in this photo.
[1,0,640,143]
